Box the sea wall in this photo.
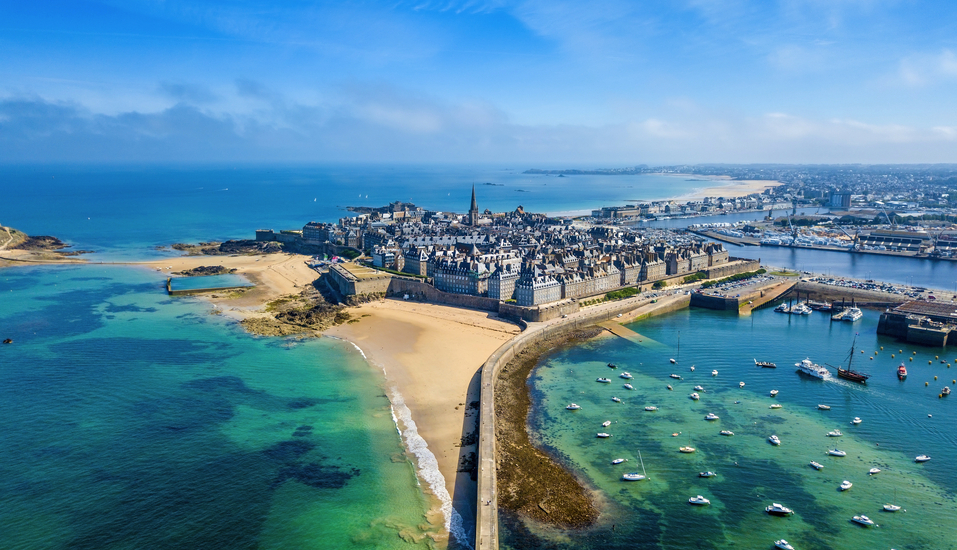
[386,278,500,312]
[702,258,760,279]
[475,293,691,550]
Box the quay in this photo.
[689,278,797,315]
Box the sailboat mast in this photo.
[638,450,646,477]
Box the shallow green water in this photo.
[0,265,438,549]
[505,307,957,550]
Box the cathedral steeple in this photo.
[469,185,479,226]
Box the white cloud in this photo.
[897,49,957,87]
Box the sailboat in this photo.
[670,332,680,364]
[622,450,648,481]
[832,334,870,383]
[883,488,902,512]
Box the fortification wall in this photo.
[702,258,760,279]
[386,278,500,312]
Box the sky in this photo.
[2,0,957,164]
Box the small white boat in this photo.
[720,430,734,436]
[768,435,781,446]
[670,373,682,380]
[644,406,658,411]
[809,461,824,470]
[851,514,875,526]
[774,540,795,550]
[712,369,718,376]
[624,383,634,390]
[622,472,646,481]
[869,468,881,475]
[818,404,831,410]
[597,433,611,438]
[566,403,581,410]
[739,381,745,387]
[769,404,783,409]
[690,366,695,372]
[670,358,676,364]
[699,471,717,478]
[602,421,611,427]
[620,372,633,379]
[827,430,843,437]
[611,458,627,465]
[611,397,622,403]
[915,454,931,462]
[679,446,696,453]
[667,384,673,390]
[597,377,611,383]
[851,417,862,425]
[828,449,847,457]
[770,389,779,397]
[766,503,794,516]
[688,495,711,505]
[883,503,901,512]
[689,392,700,400]
[840,480,853,491]
[704,412,719,421]
[694,385,705,392]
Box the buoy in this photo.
[892,354,895,358]
[900,350,903,353]
[925,382,929,386]
[880,346,884,350]
[934,376,938,380]
[870,357,873,360]
[936,355,939,359]
[874,351,879,355]
[861,350,864,353]
[910,358,913,362]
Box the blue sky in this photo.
[2,0,957,163]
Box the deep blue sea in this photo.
[506,307,957,550]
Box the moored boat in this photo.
[842,307,863,322]
[827,430,843,437]
[670,373,682,380]
[883,503,901,512]
[622,472,646,481]
[770,389,779,397]
[704,412,719,421]
[566,403,581,410]
[818,404,831,410]
[851,514,875,526]
[809,461,824,470]
[596,433,611,438]
[597,377,611,383]
[768,435,781,446]
[688,495,710,505]
[602,420,611,427]
[607,363,617,369]
[711,369,718,376]
[720,430,734,436]
[739,381,745,387]
[828,449,847,456]
[679,446,696,453]
[915,454,931,462]
[898,364,907,380]
[840,480,853,491]
[694,385,705,392]
[699,471,717,478]
[851,417,862,425]
[689,392,700,400]
[670,358,676,364]
[624,383,634,390]
[765,503,794,516]
[754,358,777,368]
[611,397,622,403]
[620,372,633,379]
[943,386,952,396]
[611,458,627,464]
[774,540,795,550]
[869,467,881,475]
[769,403,783,409]
[667,384,673,390]
[644,406,658,411]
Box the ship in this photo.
[897,364,907,380]
[795,358,829,379]
[835,335,870,384]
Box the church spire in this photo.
[469,184,479,226]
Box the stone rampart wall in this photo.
[386,278,500,312]
[702,258,760,279]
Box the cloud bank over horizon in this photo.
[3,1,957,164]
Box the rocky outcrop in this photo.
[176,265,238,277]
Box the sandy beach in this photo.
[669,176,782,201]
[325,300,520,546]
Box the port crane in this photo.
[836,225,859,249]
[875,201,895,229]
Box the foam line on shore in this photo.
[335,336,473,549]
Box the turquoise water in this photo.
[169,274,253,291]
[0,266,439,549]
[506,307,957,550]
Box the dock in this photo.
[596,320,661,346]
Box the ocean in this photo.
[507,306,957,550]
[2,164,956,549]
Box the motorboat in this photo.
[720,430,734,436]
[694,385,705,392]
[944,386,952,396]
[699,471,717,478]
[622,472,646,481]
[667,384,673,390]
[897,364,907,380]
[774,303,790,313]
[809,461,824,470]
[670,358,676,364]
[704,412,719,421]
[842,307,863,322]
[620,372,633,379]
[883,503,901,512]
[624,383,634,390]
[828,449,847,457]
[770,389,779,397]
[774,540,795,550]
[769,404,783,409]
[596,433,612,438]
[754,359,777,368]
[765,503,794,516]
[607,363,617,369]
[712,369,718,376]
[851,417,862,425]
[869,468,881,475]
[915,454,931,462]
[602,421,612,427]
[827,430,843,437]
[688,495,711,505]
[611,397,622,403]
[644,406,658,411]
[840,480,853,491]
[611,458,627,464]
[851,515,875,526]
[796,358,830,379]
[566,403,581,410]
[689,392,700,400]
[670,373,682,380]
[690,365,695,372]
[818,404,831,410]
[679,446,696,453]
[768,435,781,446]
[739,381,745,387]
[792,302,812,315]
[597,377,612,383]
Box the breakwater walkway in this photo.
[474,292,691,549]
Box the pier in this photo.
[689,278,797,315]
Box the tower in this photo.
[469,185,479,226]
